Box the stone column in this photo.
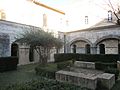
[91,45,97,54]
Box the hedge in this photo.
[1,78,86,90]
[0,56,18,72]
[35,63,58,79]
[35,61,73,79]
[95,62,117,70]
[54,53,119,63]
[57,60,73,70]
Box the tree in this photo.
[95,0,120,24]
[17,28,63,64]
[107,0,120,24]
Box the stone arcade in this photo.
[58,18,120,54]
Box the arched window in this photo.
[29,46,34,62]
[85,16,88,24]
[118,44,120,54]
[73,44,76,53]
[108,10,112,21]
[85,44,90,54]
[11,43,18,56]
[99,44,105,54]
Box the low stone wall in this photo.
[56,70,97,90]
[74,61,95,69]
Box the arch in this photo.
[11,43,19,56]
[94,35,120,46]
[69,37,92,46]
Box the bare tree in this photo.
[108,0,120,24]
[94,0,120,24]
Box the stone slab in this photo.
[56,70,97,90]
[97,73,115,90]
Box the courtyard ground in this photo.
[0,63,120,90]
[0,63,41,88]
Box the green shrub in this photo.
[35,61,73,79]
[0,56,18,72]
[54,53,78,63]
[35,63,58,79]
[54,53,118,63]
[2,78,87,90]
[95,62,117,70]
[57,60,73,70]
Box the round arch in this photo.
[94,35,120,46]
[69,37,93,46]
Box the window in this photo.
[29,46,34,62]
[66,20,69,26]
[43,13,47,27]
[108,10,112,21]
[118,44,120,54]
[99,44,105,54]
[85,16,88,24]
[0,10,6,20]
[73,44,76,53]
[85,44,90,54]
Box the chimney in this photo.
[108,10,112,22]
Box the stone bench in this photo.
[56,70,97,90]
[97,73,115,90]
[74,61,95,69]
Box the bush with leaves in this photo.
[17,29,63,64]
[1,78,90,90]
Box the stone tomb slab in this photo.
[56,70,97,90]
[97,73,115,90]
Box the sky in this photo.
[0,0,119,32]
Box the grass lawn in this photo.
[0,63,41,88]
[0,63,120,90]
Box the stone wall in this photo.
[0,20,44,65]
